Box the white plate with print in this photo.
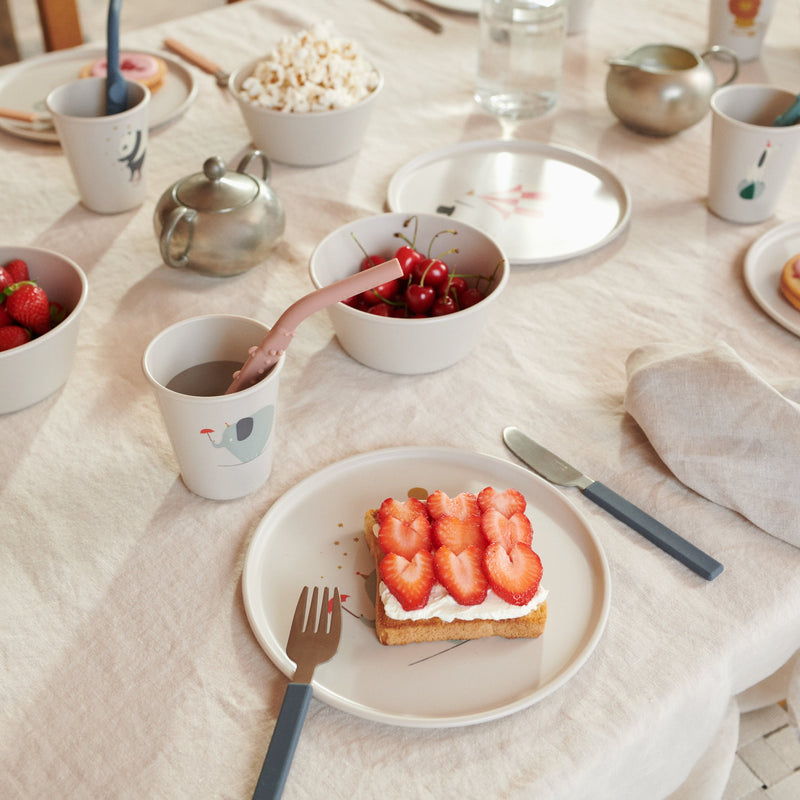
[387,140,631,266]
[242,446,611,727]
[744,218,800,338]
[0,47,197,143]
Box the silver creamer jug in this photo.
[605,44,739,136]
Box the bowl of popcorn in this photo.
[230,24,383,167]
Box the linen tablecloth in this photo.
[2,1,800,798]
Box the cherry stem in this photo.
[394,214,419,248]
[426,229,457,257]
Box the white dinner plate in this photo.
[421,0,479,14]
[242,446,611,728]
[387,139,631,266]
[0,47,197,143]
[743,218,800,338]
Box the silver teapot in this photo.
[154,150,285,276]
[605,44,739,136]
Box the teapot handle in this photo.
[701,46,739,88]
[159,206,197,269]
[237,149,271,183]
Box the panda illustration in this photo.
[118,129,146,181]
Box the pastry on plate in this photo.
[79,53,167,93]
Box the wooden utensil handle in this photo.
[0,107,38,123]
[163,38,222,75]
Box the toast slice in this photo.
[365,509,547,646]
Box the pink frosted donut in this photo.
[79,52,167,92]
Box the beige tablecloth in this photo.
[2,1,800,798]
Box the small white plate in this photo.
[743,218,800,338]
[387,139,631,266]
[242,446,611,728]
[0,47,197,143]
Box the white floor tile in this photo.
[739,738,794,786]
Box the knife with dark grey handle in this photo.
[502,427,723,581]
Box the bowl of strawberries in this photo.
[309,213,509,374]
[0,246,88,414]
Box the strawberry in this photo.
[380,550,435,611]
[5,259,29,283]
[434,545,488,606]
[483,542,543,606]
[378,496,429,525]
[481,508,532,551]
[477,487,527,517]
[0,304,13,327]
[427,490,479,520]
[0,267,12,293]
[432,514,485,555]
[378,515,432,560]
[49,301,67,326]
[0,325,32,351]
[5,283,51,336]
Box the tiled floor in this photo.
[723,703,800,800]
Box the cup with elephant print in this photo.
[46,77,150,214]
[142,314,285,501]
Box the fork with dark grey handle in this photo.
[252,586,341,800]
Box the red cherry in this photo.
[394,246,425,278]
[458,287,485,309]
[431,295,458,316]
[412,258,449,288]
[360,255,386,271]
[361,279,400,305]
[405,283,436,314]
[440,275,467,298]
[367,303,393,316]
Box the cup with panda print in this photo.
[46,77,150,214]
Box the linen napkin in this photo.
[623,341,800,548]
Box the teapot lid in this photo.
[174,156,258,212]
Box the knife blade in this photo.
[372,0,444,34]
[502,426,723,581]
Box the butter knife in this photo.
[502,426,723,581]
[373,0,443,34]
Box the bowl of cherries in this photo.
[309,212,508,374]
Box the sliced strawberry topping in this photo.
[481,508,532,552]
[434,545,488,606]
[378,496,429,525]
[483,542,542,606]
[432,514,485,555]
[427,490,479,520]
[380,550,435,611]
[477,487,527,517]
[378,515,432,560]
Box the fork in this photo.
[252,586,341,800]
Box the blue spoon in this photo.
[105,0,126,115]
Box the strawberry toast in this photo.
[365,487,548,646]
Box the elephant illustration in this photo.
[201,405,274,464]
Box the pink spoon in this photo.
[225,258,403,393]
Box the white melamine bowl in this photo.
[229,58,383,167]
[0,245,88,414]
[309,212,509,374]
